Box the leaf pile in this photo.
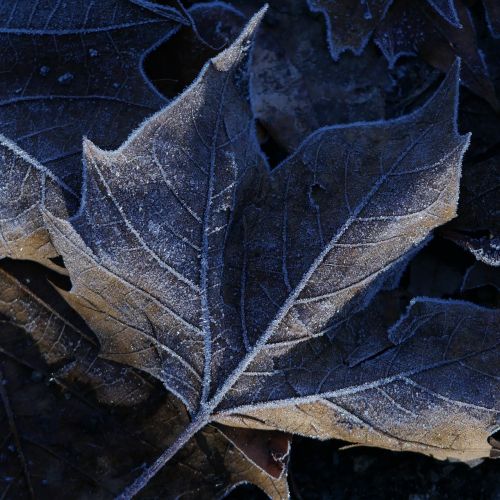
[0,1,498,499]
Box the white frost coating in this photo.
[215,351,498,416]
[209,59,468,411]
[306,0,394,60]
[0,134,76,198]
[388,296,497,344]
[36,8,491,493]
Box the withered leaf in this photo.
[374,0,499,110]
[37,1,479,491]
[0,262,289,499]
[0,0,182,192]
[0,134,77,271]
[46,10,267,415]
[0,261,151,406]
[219,298,500,463]
[305,0,393,60]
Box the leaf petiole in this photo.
[116,414,209,499]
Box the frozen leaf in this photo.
[40,0,473,484]
[0,262,289,498]
[374,0,499,110]
[306,0,393,60]
[0,134,78,271]
[46,9,268,414]
[0,261,152,406]
[219,298,500,462]
[0,0,182,192]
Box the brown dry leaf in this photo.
[34,0,492,489]
[0,262,289,499]
[0,260,152,406]
[219,297,500,463]
[0,135,77,271]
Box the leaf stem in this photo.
[115,414,209,499]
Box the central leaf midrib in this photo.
[199,69,232,405]
[206,118,448,414]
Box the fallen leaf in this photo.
[0,262,289,499]
[37,1,477,490]
[0,0,182,192]
[374,0,499,109]
[0,134,77,271]
[305,0,393,60]
[0,260,151,406]
[219,298,500,463]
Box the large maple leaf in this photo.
[28,6,498,497]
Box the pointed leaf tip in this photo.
[82,138,109,168]
[212,5,267,71]
[421,57,464,136]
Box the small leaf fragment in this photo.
[0,135,77,271]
